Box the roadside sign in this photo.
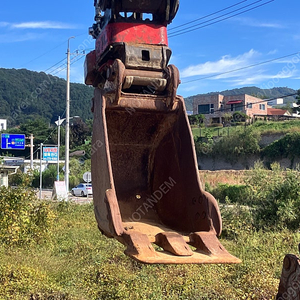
[52,181,68,201]
[43,146,58,161]
[83,171,92,183]
[1,134,25,150]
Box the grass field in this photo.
[1,197,299,300]
[192,120,300,138]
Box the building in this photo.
[267,108,292,119]
[0,165,19,187]
[267,98,284,107]
[0,119,7,131]
[192,94,270,124]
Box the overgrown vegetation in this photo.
[262,132,300,162]
[0,186,55,246]
[194,121,300,166]
[9,158,91,189]
[250,119,300,135]
[196,127,261,163]
[207,162,300,231]
[1,166,300,299]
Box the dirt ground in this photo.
[199,170,247,187]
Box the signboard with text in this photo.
[1,134,25,150]
[43,146,58,161]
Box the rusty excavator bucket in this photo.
[85,0,241,264]
[276,244,300,300]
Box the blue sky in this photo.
[1,0,300,98]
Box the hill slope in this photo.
[0,68,297,122]
[0,68,94,125]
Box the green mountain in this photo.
[0,68,94,126]
[184,86,298,111]
[0,68,298,122]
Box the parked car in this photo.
[71,183,93,197]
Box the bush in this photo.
[220,203,254,240]
[9,169,34,187]
[210,183,252,205]
[245,162,300,230]
[0,186,56,246]
[195,128,261,161]
[262,132,300,161]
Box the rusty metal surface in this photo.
[91,88,241,264]
[88,0,240,264]
[277,245,300,300]
[98,58,179,107]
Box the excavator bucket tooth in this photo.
[91,88,241,264]
[155,232,194,256]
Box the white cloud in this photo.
[267,49,278,55]
[230,71,297,86]
[180,49,260,78]
[11,21,76,29]
[180,49,300,88]
[0,33,42,43]
[234,17,285,29]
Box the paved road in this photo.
[37,189,93,204]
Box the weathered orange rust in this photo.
[277,245,300,299]
[91,88,240,264]
[87,0,241,264]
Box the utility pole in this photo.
[30,134,34,170]
[65,36,75,193]
[39,143,43,199]
[26,135,35,170]
[57,116,61,181]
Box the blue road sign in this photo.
[1,134,25,150]
[43,146,58,161]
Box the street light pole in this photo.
[56,115,79,183]
[65,36,75,193]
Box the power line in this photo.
[169,0,274,38]
[170,0,265,35]
[18,41,67,68]
[169,0,248,31]
[49,54,85,77]
[18,32,88,68]
[44,52,85,77]
[44,57,67,73]
[181,51,300,84]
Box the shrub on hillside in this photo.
[245,162,300,230]
[262,132,300,162]
[196,128,261,162]
[209,183,252,205]
[0,186,56,246]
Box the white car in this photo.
[71,183,93,197]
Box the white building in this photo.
[267,98,284,107]
[0,119,7,131]
[0,165,19,187]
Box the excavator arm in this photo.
[85,0,240,264]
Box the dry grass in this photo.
[199,170,247,188]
